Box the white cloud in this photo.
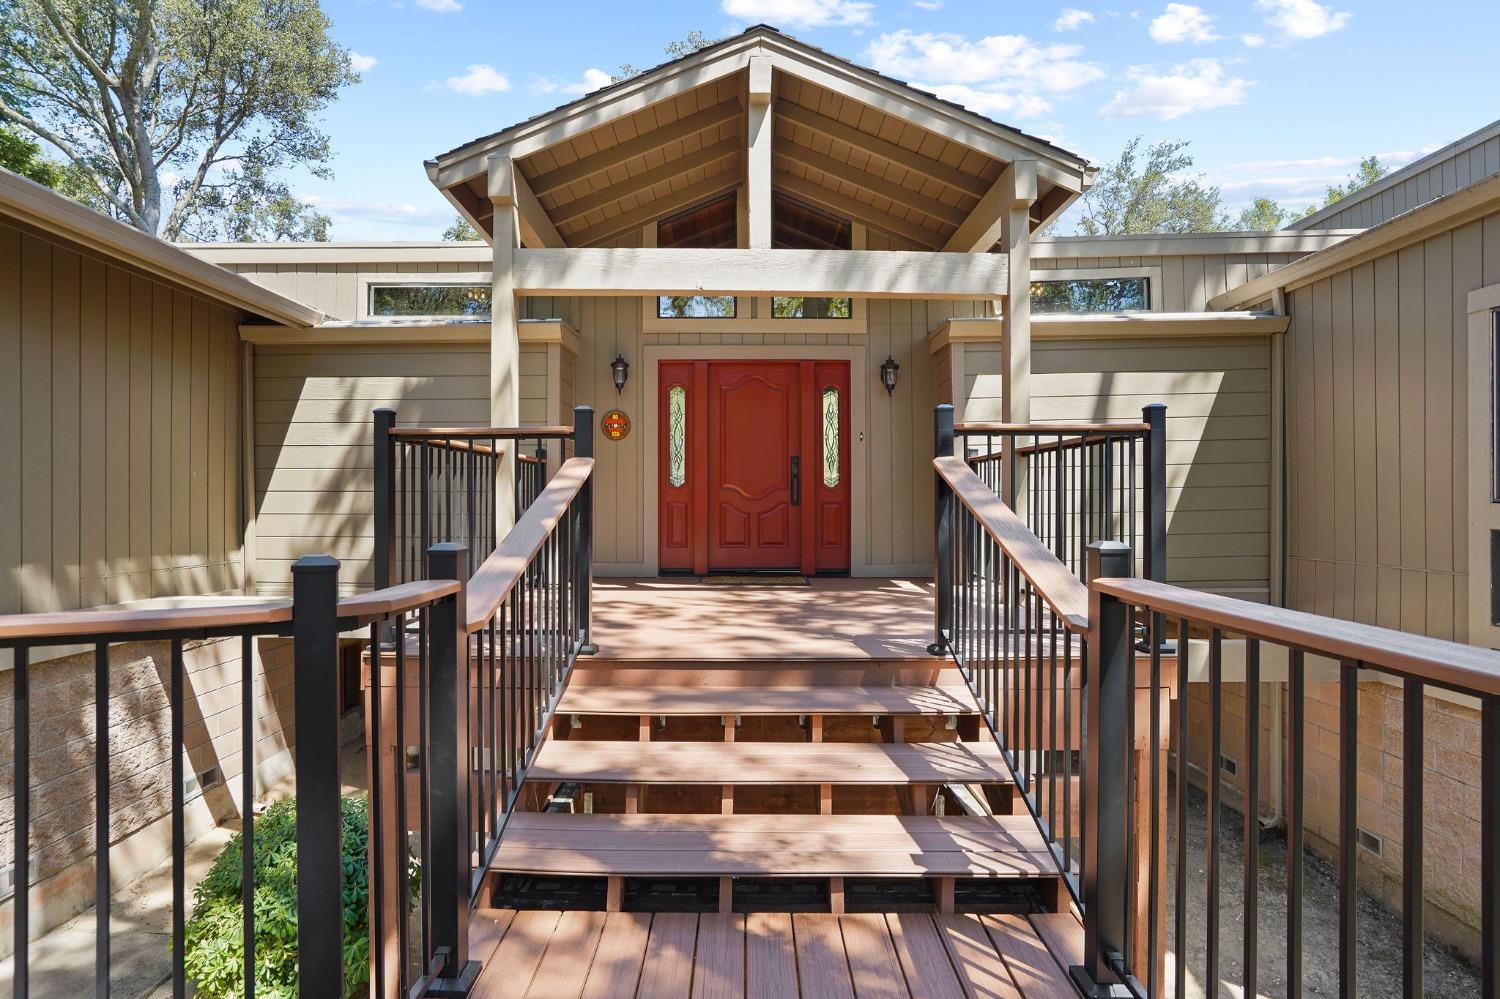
[912,0,943,8]
[302,196,451,229]
[865,30,1106,120]
[1255,0,1350,39]
[1149,4,1219,43]
[414,0,462,10]
[1054,7,1095,31]
[441,64,511,96]
[348,51,378,72]
[531,67,614,96]
[1100,58,1250,119]
[720,0,874,28]
[1240,33,1266,47]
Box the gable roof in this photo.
[425,25,1093,250]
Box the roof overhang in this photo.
[1211,172,1500,310]
[929,312,1291,351]
[0,168,323,327]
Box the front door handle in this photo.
[790,456,801,506]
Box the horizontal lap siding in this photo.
[0,221,243,614]
[964,336,1272,599]
[1284,210,1500,641]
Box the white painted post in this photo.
[746,54,774,251]
[489,154,521,535]
[1000,160,1038,508]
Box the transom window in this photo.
[1030,277,1150,314]
[371,284,491,318]
[657,194,737,320]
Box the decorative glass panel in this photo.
[821,387,840,488]
[773,297,852,319]
[370,284,491,317]
[658,295,736,319]
[667,385,687,488]
[1029,277,1149,314]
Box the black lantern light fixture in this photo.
[610,354,630,394]
[879,355,900,396]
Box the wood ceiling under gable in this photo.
[450,58,1072,251]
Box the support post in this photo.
[489,155,522,537]
[373,407,397,648]
[929,404,955,656]
[1074,541,1134,998]
[746,54,773,250]
[1141,404,1168,584]
[1000,162,1038,507]
[573,406,598,655]
[291,554,346,998]
[426,543,482,996]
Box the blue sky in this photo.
[303,0,1499,240]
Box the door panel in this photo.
[708,363,801,571]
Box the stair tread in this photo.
[493,812,1056,878]
[529,738,1014,785]
[557,683,980,716]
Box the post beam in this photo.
[1000,160,1038,427]
[489,155,521,534]
[747,54,774,250]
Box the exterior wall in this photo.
[0,220,245,615]
[0,626,297,959]
[214,252,490,322]
[1294,121,1500,232]
[1031,250,1303,313]
[961,335,1272,600]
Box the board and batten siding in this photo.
[0,220,244,614]
[222,259,489,321]
[1283,208,1500,641]
[251,341,551,593]
[963,335,1272,600]
[1031,253,1302,313]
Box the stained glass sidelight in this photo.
[822,387,840,488]
[667,385,687,488]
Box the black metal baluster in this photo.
[14,647,29,998]
[241,635,256,999]
[395,609,410,992]
[364,624,381,999]
[1288,649,1305,999]
[171,639,185,999]
[1175,618,1190,999]
[1206,628,1222,998]
[1403,676,1424,999]
[1245,638,1261,999]
[1339,660,1358,999]
[94,642,110,997]
[1482,696,1499,999]
[1147,616,1162,999]
[418,603,432,968]
[1064,629,1074,878]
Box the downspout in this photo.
[1264,285,1291,826]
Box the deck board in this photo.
[493,813,1056,878]
[469,909,1084,998]
[557,682,980,716]
[529,739,1014,786]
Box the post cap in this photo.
[291,553,340,573]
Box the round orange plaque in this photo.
[601,408,631,441]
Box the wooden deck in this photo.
[465,908,1084,998]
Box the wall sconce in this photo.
[610,354,630,394]
[879,355,900,396]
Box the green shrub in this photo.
[183,795,371,998]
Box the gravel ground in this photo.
[1163,778,1477,998]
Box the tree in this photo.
[442,215,482,241]
[1231,155,1388,231]
[1077,136,1227,236]
[1235,196,1298,231]
[0,0,357,241]
[611,30,720,84]
[1322,155,1387,207]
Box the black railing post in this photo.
[426,542,482,996]
[290,554,346,998]
[929,404,955,656]
[374,408,398,649]
[573,405,598,655]
[1142,403,1167,583]
[1074,541,1134,998]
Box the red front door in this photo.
[659,360,850,575]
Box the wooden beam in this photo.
[943,161,1036,252]
[776,140,966,228]
[488,153,521,534]
[747,55,774,249]
[567,171,741,247]
[777,101,989,199]
[529,98,743,195]
[549,137,741,226]
[774,170,943,249]
[1000,160,1038,431]
[515,246,1009,300]
[514,168,565,248]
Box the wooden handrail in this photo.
[465,457,594,634]
[935,455,1089,633]
[517,453,544,465]
[955,421,1151,434]
[390,425,574,440]
[338,580,461,624]
[0,599,292,642]
[1095,577,1500,697]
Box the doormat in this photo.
[701,574,809,587]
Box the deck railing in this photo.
[0,570,458,998]
[949,402,1167,585]
[372,407,589,589]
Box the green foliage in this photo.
[0,0,356,238]
[1235,196,1298,232]
[443,215,482,241]
[1322,155,1388,207]
[1077,136,1227,236]
[182,795,372,998]
[1231,155,1388,231]
[611,30,720,84]
[1030,277,1149,314]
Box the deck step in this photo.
[556,682,980,717]
[528,738,1013,786]
[492,813,1054,878]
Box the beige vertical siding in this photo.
[1283,208,1500,640]
[0,220,243,614]
[1030,252,1303,313]
[221,259,490,321]
[963,335,1272,599]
